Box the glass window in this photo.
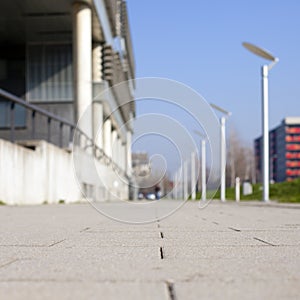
[27,44,73,102]
[0,99,26,128]
[0,57,26,128]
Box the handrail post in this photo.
[47,117,51,143]
[59,122,63,148]
[31,111,36,139]
[10,102,15,142]
[69,126,74,146]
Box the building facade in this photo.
[254,117,300,183]
[0,0,135,204]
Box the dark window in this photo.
[0,55,26,128]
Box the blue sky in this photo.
[127,0,300,146]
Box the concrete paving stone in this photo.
[203,204,300,229]
[62,236,161,248]
[174,277,300,300]
[0,232,68,247]
[0,258,163,282]
[92,200,185,223]
[157,227,232,232]
[0,282,167,300]
[0,201,300,299]
[147,254,300,288]
[249,230,300,246]
[0,246,165,282]
[159,231,262,247]
[162,243,300,259]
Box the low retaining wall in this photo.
[0,139,128,205]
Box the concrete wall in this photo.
[0,139,81,204]
[0,138,129,205]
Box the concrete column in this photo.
[92,43,103,82]
[103,118,112,157]
[73,2,92,137]
[126,131,132,175]
[116,137,122,167]
[121,143,126,171]
[92,43,103,148]
[93,102,103,148]
[111,130,118,163]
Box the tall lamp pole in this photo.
[191,152,196,200]
[194,130,207,201]
[210,103,231,202]
[242,42,279,202]
[183,161,188,200]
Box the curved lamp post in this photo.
[210,103,231,202]
[243,42,279,202]
[194,130,207,201]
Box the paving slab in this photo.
[0,200,299,299]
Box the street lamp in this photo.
[183,161,188,200]
[242,42,279,202]
[210,103,231,202]
[191,152,196,200]
[194,130,207,201]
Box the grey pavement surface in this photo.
[0,200,300,299]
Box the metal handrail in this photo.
[0,88,87,137]
[0,88,128,179]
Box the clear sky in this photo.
[127,0,300,147]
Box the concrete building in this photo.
[255,117,300,183]
[132,152,150,178]
[0,0,135,204]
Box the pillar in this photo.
[73,2,92,138]
[93,102,103,148]
[111,129,118,163]
[121,143,126,171]
[92,43,103,148]
[126,131,132,175]
[103,118,112,157]
[116,137,122,168]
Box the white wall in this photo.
[0,139,80,204]
[0,139,129,205]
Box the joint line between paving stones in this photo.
[165,280,177,300]
[253,237,276,246]
[48,239,66,247]
[0,259,19,269]
[160,246,164,259]
[228,227,241,232]
[80,227,90,233]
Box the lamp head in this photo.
[210,103,231,117]
[194,130,206,139]
[242,42,277,62]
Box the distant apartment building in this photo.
[254,117,300,182]
[0,0,135,204]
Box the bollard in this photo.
[235,177,240,202]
